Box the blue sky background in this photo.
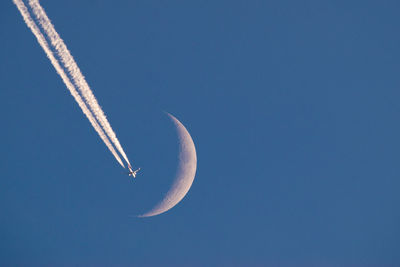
[1,0,400,266]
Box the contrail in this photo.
[13,0,125,167]
[28,0,132,167]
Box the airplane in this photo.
[127,165,140,178]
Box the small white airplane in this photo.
[127,165,140,178]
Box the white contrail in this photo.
[13,0,125,168]
[28,0,132,167]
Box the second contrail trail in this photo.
[13,0,127,168]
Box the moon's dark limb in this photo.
[139,113,197,217]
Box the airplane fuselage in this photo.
[128,166,140,178]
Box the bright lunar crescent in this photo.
[139,113,197,217]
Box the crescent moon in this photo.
[139,113,197,217]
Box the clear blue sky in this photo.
[1,0,400,266]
